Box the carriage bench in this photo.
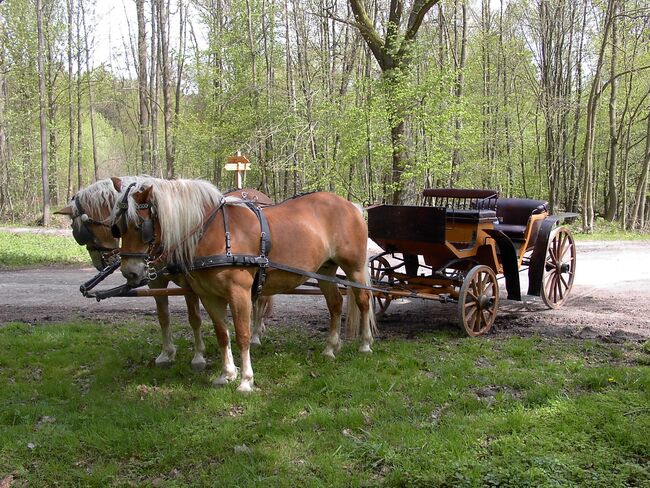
[494,198,548,242]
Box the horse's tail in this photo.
[345,263,378,339]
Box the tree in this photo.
[36,0,51,225]
[347,0,441,204]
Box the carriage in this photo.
[367,188,577,336]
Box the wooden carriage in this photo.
[367,189,577,336]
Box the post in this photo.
[225,151,251,189]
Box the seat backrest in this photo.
[422,188,498,210]
[496,198,548,226]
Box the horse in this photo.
[110,177,376,392]
[55,178,276,369]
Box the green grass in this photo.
[569,219,650,241]
[0,231,88,267]
[1,321,648,487]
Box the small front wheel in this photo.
[369,255,393,317]
[458,265,499,336]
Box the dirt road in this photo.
[1,240,649,341]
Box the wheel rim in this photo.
[458,265,499,336]
[541,227,576,309]
[370,256,393,317]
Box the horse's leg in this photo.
[201,297,238,386]
[318,264,344,359]
[229,288,255,392]
[184,292,206,372]
[150,280,177,367]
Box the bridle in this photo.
[111,182,161,280]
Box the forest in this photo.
[0,0,648,231]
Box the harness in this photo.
[167,200,273,300]
[84,193,384,301]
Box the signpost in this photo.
[225,151,250,189]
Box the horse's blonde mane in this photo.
[115,178,224,267]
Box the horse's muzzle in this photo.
[120,259,147,286]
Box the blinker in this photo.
[111,222,122,239]
[72,219,95,245]
[141,218,154,244]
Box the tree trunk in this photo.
[76,0,83,190]
[66,0,74,201]
[631,109,650,229]
[81,0,98,181]
[604,1,618,221]
[157,0,174,178]
[36,0,51,226]
[450,0,467,187]
[136,0,151,172]
[581,0,615,232]
[348,0,441,204]
[174,0,187,170]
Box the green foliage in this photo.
[0,231,88,267]
[0,322,649,486]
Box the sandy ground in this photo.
[1,240,649,342]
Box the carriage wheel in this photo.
[370,255,393,317]
[541,226,576,309]
[458,265,499,337]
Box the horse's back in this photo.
[265,192,368,267]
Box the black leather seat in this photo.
[494,198,548,241]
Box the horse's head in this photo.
[55,184,120,271]
[111,177,159,286]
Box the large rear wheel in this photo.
[458,265,499,337]
[541,226,576,309]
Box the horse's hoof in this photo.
[358,344,373,354]
[155,356,174,368]
[251,335,262,347]
[212,375,232,387]
[191,357,207,372]
[212,369,238,387]
[321,348,336,359]
[237,379,254,393]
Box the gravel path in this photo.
[1,240,649,341]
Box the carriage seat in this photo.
[494,198,548,241]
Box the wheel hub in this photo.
[478,294,492,310]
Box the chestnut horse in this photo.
[111,178,375,392]
[56,178,274,371]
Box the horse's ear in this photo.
[111,177,122,192]
[53,206,73,216]
[136,185,153,202]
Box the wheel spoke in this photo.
[559,272,569,290]
[474,308,483,331]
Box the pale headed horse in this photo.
[111,178,376,392]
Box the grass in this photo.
[1,320,648,487]
[0,231,88,268]
[569,219,650,241]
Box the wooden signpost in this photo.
[225,151,250,189]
